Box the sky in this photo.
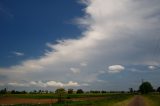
[0,0,160,91]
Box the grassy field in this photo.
[2,93,115,99]
[144,93,160,106]
[52,93,133,106]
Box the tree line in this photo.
[1,81,160,95]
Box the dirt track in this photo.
[128,95,146,106]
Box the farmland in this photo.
[0,93,133,106]
[1,92,160,106]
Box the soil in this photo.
[0,96,105,105]
[128,95,146,106]
[0,97,57,105]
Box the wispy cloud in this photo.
[13,51,24,56]
[70,67,80,74]
[0,3,14,18]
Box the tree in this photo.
[68,89,73,94]
[139,81,153,94]
[0,88,7,94]
[55,88,66,103]
[157,87,160,93]
[76,89,84,94]
[129,88,133,93]
[101,90,107,93]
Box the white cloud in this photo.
[108,65,125,73]
[80,62,87,67]
[148,65,156,70]
[8,82,29,87]
[70,68,80,74]
[8,81,80,88]
[13,51,24,56]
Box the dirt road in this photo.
[128,95,146,106]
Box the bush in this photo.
[76,89,84,94]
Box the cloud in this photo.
[108,65,125,73]
[0,0,160,90]
[13,51,24,56]
[8,82,29,87]
[80,62,87,67]
[70,67,80,74]
[8,81,80,88]
[148,65,157,70]
[0,4,14,18]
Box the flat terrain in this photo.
[0,97,56,105]
[4,94,160,106]
[128,95,146,106]
[0,96,105,105]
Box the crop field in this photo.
[1,93,160,106]
[0,93,133,106]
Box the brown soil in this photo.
[128,95,146,106]
[0,96,105,105]
[0,97,57,105]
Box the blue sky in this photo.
[0,0,160,91]
[0,0,84,67]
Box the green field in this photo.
[2,93,120,99]
[144,93,160,106]
[53,93,133,106]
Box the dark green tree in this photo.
[157,87,160,93]
[139,81,153,94]
[68,89,73,94]
[55,88,66,103]
[76,89,84,94]
[129,88,133,93]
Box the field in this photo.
[0,93,160,106]
[144,93,160,106]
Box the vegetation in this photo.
[0,81,160,105]
[157,87,160,93]
[76,89,84,94]
[139,81,153,94]
[55,88,66,103]
[144,94,160,106]
[68,89,74,94]
[0,88,7,94]
[52,93,133,106]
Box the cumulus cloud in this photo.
[8,81,80,88]
[0,0,160,90]
[108,65,125,73]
